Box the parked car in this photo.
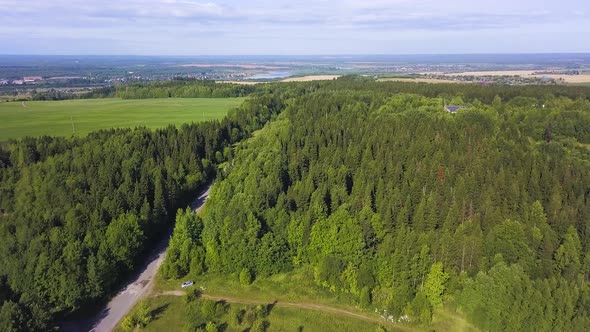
[181,281,194,288]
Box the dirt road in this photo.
[159,291,398,327]
[62,184,211,332]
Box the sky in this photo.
[0,0,589,55]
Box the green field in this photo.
[118,268,477,332]
[0,97,245,141]
[115,295,392,332]
[139,269,476,332]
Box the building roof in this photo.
[444,105,467,113]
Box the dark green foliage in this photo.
[116,79,258,99]
[31,86,117,101]
[30,80,257,101]
[459,261,590,331]
[0,90,285,330]
[406,291,432,325]
[162,78,590,328]
[4,77,590,330]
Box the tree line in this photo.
[25,79,260,101]
[114,79,258,99]
[24,75,590,102]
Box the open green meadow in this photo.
[114,295,392,332]
[0,97,245,141]
[133,268,474,332]
[117,268,476,332]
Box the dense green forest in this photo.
[163,78,590,330]
[2,77,590,331]
[0,88,286,330]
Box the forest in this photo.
[0,87,286,330]
[162,78,590,330]
[1,77,590,331]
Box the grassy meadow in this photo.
[0,97,245,141]
[114,295,391,332]
[118,267,477,332]
[126,268,474,332]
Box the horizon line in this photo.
[2,52,590,57]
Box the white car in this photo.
[181,281,194,288]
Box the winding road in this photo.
[62,185,211,332]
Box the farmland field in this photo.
[429,70,590,83]
[0,97,245,141]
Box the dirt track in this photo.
[158,291,403,328]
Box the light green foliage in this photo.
[120,301,152,331]
[162,208,205,278]
[359,286,371,308]
[228,306,243,327]
[250,319,268,332]
[555,227,582,279]
[120,315,136,331]
[240,267,253,285]
[134,301,153,327]
[104,213,145,269]
[205,321,217,332]
[309,206,365,266]
[423,262,448,308]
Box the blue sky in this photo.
[1,0,589,55]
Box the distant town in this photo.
[1,54,590,101]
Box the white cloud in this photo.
[0,0,588,54]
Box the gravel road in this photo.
[61,184,211,332]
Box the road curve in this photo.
[73,184,211,332]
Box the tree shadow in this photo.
[266,300,278,315]
[150,303,170,320]
[59,306,111,332]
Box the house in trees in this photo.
[444,105,467,113]
[23,76,43,82]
